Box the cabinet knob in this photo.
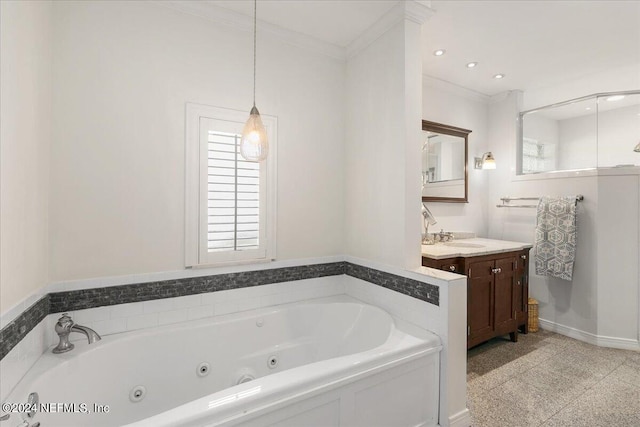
[449,265,456,272]
[520,255,527,260]
[492,267,502,274]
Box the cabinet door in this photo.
[493,256,517,336]
[467,259,494,346]
[514,250,530,331]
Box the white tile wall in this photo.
[1,270,454,408]
[126,313,159,331]
[0,292,47,330]
[0,318,49,402]
[187,305,214,321]
[158,309,188,326]
[0,275,349,403]
[343,275,443,334]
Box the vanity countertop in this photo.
[421,238,532,260]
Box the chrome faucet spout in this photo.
[52,314,101,353]
[71,324,102,344]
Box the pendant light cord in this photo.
[253,0,257,108]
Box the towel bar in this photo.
[497,195,584,208]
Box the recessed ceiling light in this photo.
[433,49,446,56]
[606,95,625,101]
[466,62,478,68]
[585,107,591,110]
[493,74,505,79]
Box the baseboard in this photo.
[538,318,640,351]
[448,408,472,427]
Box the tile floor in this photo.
[467,329,640,427]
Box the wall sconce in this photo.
[474,152,496,169]
[634,141,640,153]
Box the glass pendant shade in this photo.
[240,106,269,162]
[482,152,496,169]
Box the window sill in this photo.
[187,257,275,270]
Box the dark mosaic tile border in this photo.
[0,296,49,360]
[346,263,439,307]
[1,261,440,361]
[49,262,347,313]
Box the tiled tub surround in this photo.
[0,267,469,426]
[6,295,443,427]
[0,261,439,361]
[1,260,459,415]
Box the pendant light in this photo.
[240,0,268,162]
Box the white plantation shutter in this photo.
[207,131,260,252]
[185,104,276,267]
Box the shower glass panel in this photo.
[597,93,640,168]
[519,90,640,175]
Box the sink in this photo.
[443,242,486,248]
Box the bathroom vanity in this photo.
[422,238,532,349]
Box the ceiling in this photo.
[208,0,640,96]
[208,1,398,47]
[422,1,640,96]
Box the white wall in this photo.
[345,9,424,270]
[422,77,489,236]
[486,90,639,349]
[486,91,602,336]
[0,1,52,313]
[596,172,639,344]
[518,72,640,346]
[48,1,345,281]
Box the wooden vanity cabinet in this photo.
[421,257,463,274]
[422,248,531,349]
[514,249,529,334]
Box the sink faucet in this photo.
[434,229,454,243]
[421,203,437,244]
[53,313,101,354]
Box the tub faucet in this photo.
[52,313,101,354]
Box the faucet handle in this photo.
[55,313,74,333]
[58,313,73,323]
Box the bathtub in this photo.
[5,295,442,427]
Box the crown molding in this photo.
[488,89,523,105]
[406,1,436,25]
[152,1,347,61]
[422,74,490,104]
[347,0,435,59]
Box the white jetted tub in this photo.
[6,295,442,427]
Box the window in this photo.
[185,104,276,267]
[522,138,548,174]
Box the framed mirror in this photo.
[421,120,470,203]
